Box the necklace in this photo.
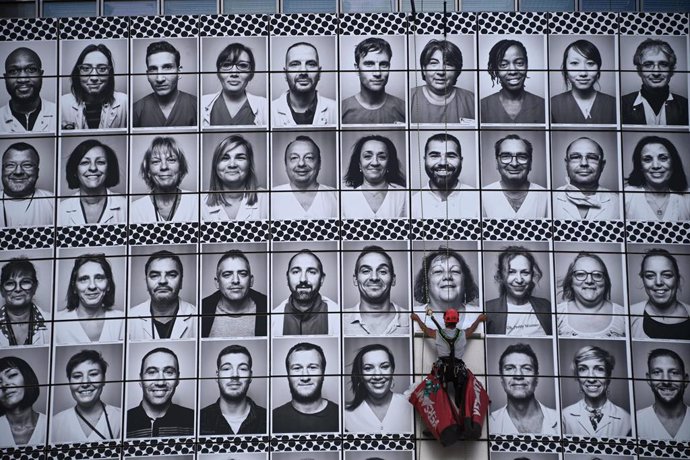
[645,192,670,218]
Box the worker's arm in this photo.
[464,313,487,337]
[410,310,437,338]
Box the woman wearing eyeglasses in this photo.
[201,43,267,127]
[557,252,626,338]
[61,43,127,130]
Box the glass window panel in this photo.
[0,1,35,17]
[43,0,96,17]
[283,0,337,13]
[165,0,217,14]
[580,0,636,11]
[342,0,394,12]
[461,0,514,11]
[401,0,451,12]
[104,0,157,16]
[519,0,574,11]
[224,0,277,13]
[642,0,690,12]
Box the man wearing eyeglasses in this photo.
[0,257,50,347]
[622,38,688,126]
[482,134,549,219]
[1,47,56,133]
[272,42,336,127]
[0,142,53,228]
[553,137,620,220]
[133,41,197,128]
[489,342,560,435]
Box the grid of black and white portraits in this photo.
[0,10,690,460]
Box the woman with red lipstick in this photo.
[59,139,127,226]
[0,356,45,447]
[551,39,616,124]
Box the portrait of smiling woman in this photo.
[59,139,127,226]
[551,39,617,124]
[344,343,412,433]
[54,253,124,345]
[51,349,120,443]
[0,355,45,447]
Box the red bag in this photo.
[409,371,461,446]
[457,368,490,439]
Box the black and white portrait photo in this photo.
[343,336,412,433]
[270,131,338,221]
[408,34,476,125]
[271,337,340,434]
[340,35,406,126]
[201,131,268,222]
[341,241,409,336]
[59,39,128,131]
[129,133,199,224]
[271,242,339,337]
[0,41,57,134]
[345,452,414,460]
[490,453,559,460]
[270,36,337,127]
[200,242,268,338]
[478,35,546,125]
[550,131,621,221]
[200,36,268,128]
[480,130,550,219]
[54,247,126,345]
[548,35,617,125]
[131,38,198,128]
[409,130,479,219]
[50,344,123,443]
[486,337,560,436]
[198,339,267,436]
[341,130,407,219]
[554,243,626,339]
[128,245,197,341]
[0,137,55,228]
[0,248,52,347]
[57,135,128,226]
[558,339,632,438]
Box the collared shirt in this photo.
[126,403,194,438]
[0,303,50,346]
[287,92,318,124]
[199,398,267,435]
[58,191,127,226]
[128,299,197,340]
[272,91,337,127]
[562,399,631,437]
[60,91,127,130]
[633,90,674,125]
[553,185,620,221]
[0,98,56,133]
[489,401,561,435]
[343,302,410,336]
[272,295,339,337]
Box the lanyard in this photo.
[74,401,114,440]
[4,307,35,346]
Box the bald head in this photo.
[5,47,42,71]
[565,137,606,189]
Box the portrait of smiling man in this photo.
[0,46,56,133]
[272,341,339,433]
[126,346,194,438]
[133,40,197,128]
[129,250,197,341]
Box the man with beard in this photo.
[622,39,688,126]
[342,37,405,125]
[272,42,336,126]
[482,134,549,219]
[0,142,53,227]
[127,347,194,438]
[0,257,50,346]
[273,342,339,433]
[411,247,481,333]
[272,250,339,336]
[489,343,560,435]
[271,135,337,220]
[486,246,552,336]
[554,137,620,220]
[411,133,479,219]
[343,245,409,336]
[1,47,55,133]
[129,251,197,340]
[199,345,266,435]
[133,41,197,128]
[637,348,690,441]
[201,250,268,337]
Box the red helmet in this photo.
[443,308,459,324]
